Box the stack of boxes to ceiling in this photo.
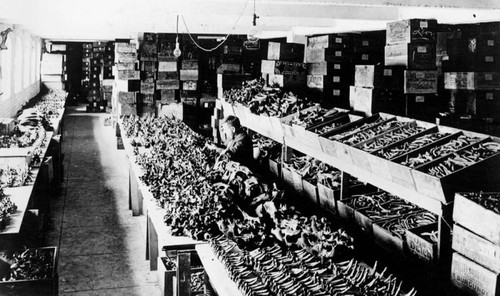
[217,43,250,99]
[350,30,407,116]
[41,51,66,90]
[113,41,140,116]
[384,19,440,120]
[451,193,500,296]
[305,34,353,108]
[138,33,158,117]
[157,33,179,110]
[262,42,305,91]
[180,58,199,106]
[81,43,91,97]
[87,42,106,112]
[443,22,500,123]
[101,42,115,113]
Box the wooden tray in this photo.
[0,247,58,296]
[451,252,500,296]
[412,138,500,203]
[452,223,500,273]
[302,179,318,205]
[317,183,340,215]
[453,192,500,246]
[406,222,438,264]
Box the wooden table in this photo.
[117,120,202,271]
[196,244,244,296]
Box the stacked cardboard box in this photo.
[101,42,115,113]
[384,19,440,119]
[263,42,305,91]
[352,31,385,65]
[157,34,179,109]
[217,44,243,75]
[81,43,91,95]
[41,53,66,90]
[350,65,405,116]
[444,22,500,122]
[86,42,107,112]
[138,33,158,117]
[113,41,140,116]
[179,58,199,106]
[305,34,353,108]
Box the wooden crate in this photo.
[267,42,304,62]
[384,43,436,70]
[476,72,500,90]
[306,48,353,63]
[261,60,306,75]
[0,247,58,296]
[140,81,155,94]
[180,70,199,81]
[266,73,306,90]
[406,222,438,264]
[115,52,137,63]
[453,193,500,246]
[117,70,140,80]
[182,81,197,91]
[181,60,199,70]
[444,72,476,90]
[116,63,136,71]
[337,197,357,223]
[307,34,351,49]
[403,70,438,94]
[118,91,136,104]
[451,252,500,296]
[157,80,180,90]
[386,19,438,45]
[453,224,500,273]
[158,61,177,72]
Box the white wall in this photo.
[0,24,41,118]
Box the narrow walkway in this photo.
[44,106,163,296]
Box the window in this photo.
[23,35,30,87]
[14,36,23,93]
[1,38,12,100]
[31,39,36,84]
[35,39,40,81]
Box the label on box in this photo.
[333,89,340,96]
[487,39,495,46]
[444,72,476,90]
[486,93,494,100]
[485,74,493,80]
[417,46,427,53]
[335,37,342,44]
[384,69,393,76]
[416,96,425,102]
[404,70,438,94]
[485,56,494,62]
[334,64,341,70]
[420,21,428,28]
[362,40,369,46]
[335,51,342,57]
[362,54,369,60]
[333,76,340,83]
[307,75,324,89]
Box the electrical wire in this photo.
[180,0,252,52]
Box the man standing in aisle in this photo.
[206,115,253,165]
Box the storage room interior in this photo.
[0,0,500,296]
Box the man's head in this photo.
[222,115,241,141]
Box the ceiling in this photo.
[1,0,500,41]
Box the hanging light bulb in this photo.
[247,0,260,41]
[173,15,182,58]
[173,36,182,58]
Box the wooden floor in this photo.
[44,106,163,296]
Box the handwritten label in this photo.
[306,48,324,63]
[405,70,438,94]
[407,233,434,262]
[417,46,427,53]
[416,96,425,102]
[362,54,369,60]
[384,69,393,76]
[307,75,324,88]
[420,21,428,28]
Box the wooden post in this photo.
[178,251,191,296]
[148,215,158,271]
[437,202,453,273]
[340,171,351,200]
